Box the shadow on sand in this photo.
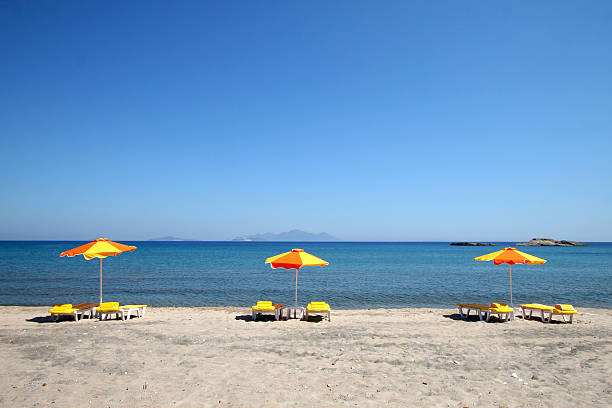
[442,313,512,323]
[235,314,326,323]
[26,315,99,324]
[26,315,63,324]
[235,314,275,322]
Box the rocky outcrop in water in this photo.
[450,242,498,246]
[516,238,586,246]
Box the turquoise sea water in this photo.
[0,241,610,308]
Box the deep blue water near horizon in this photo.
[0,241,611,308]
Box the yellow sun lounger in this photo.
[519,303,578,323]
[457,303,514,322]
[251,301,283,321]
[488,303,514,322]
[48,303,99,322]
[96,302,148,321]
[305,302,331,321]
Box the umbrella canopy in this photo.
[60,238,137,304]
[265,248,328,306]
[474,247,546,307]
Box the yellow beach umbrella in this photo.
[265,248,329,306]
[60,238,137,304]
[474,247,546,307]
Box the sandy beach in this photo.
[0,306,610,408]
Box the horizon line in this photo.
[0,239,609,243]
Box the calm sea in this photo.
[0,241,610,308]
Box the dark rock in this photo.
[516,238,587,246]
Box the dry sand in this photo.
[0,306,610,408]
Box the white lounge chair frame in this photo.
[98,306,147,321]
[520,306,575,323]
[457,305,513,322]
[304,308,330,321]
[252,307,281,321]
[50,305,98,322]
[457,305,490,321]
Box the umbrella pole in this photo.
[509,264,513,308]
[99,258,103,305]
[295,269,299,306]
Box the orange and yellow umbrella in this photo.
[60,238,136,304]
[474,247,546,307]
[265,248,328,306]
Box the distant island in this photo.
[148,236,195,241]
[450,242,499,246]
[232,229,339,241]
[516,238,586,246]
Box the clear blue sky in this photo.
[1,1,611,241]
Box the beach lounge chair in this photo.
[121,305,148,319]
[48,303,99,322]
[305,301,331,321]
[96,302,148,321]
[519,303,578,323]
[456,303,492,321]
[251,301,283,321]
[488,303,514,322]
[456,303,514,322]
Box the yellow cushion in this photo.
[51,303,72,309]
[490,303,513,313]
[122,305,147,309]
[252,301,279,311]
[97,302,120,312]
[49,304,78,314]
[457,303,491,310]
[252,305,275,311]
[519,303,555,310]
[307,302,330,311]
[554,304,577,314]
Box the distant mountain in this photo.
[233,229,339,241]
[148,236,195,241]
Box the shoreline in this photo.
[2,305,612,310]
[3,305,611,311]
[1,306,610,407]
